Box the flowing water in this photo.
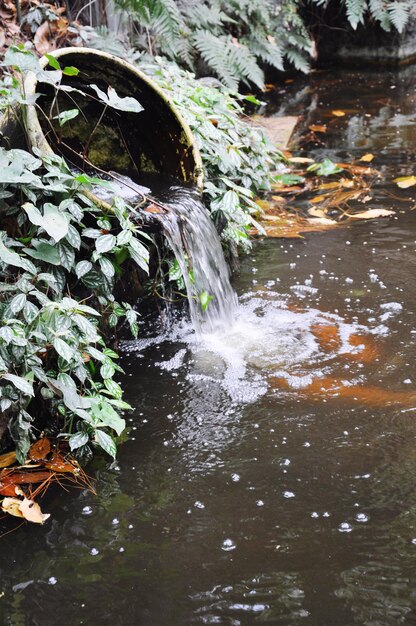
[2,67,416,625]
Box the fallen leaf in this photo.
[1,497,24,519]
[349,208,395,219]
[337,163,377,176]
[318,181,343,191]
[308,207,327,218]
[288,157,315,164]
[309,195,327,204]
[19,498,50,524]
[309,124,327,133]
[360,153,374,162]
[0,451,16,469]
[307,217,337,225]
[331,110,346,117]
[29,437,51,461]
[44,453,79,473]
[394,175,416,189]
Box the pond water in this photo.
[2,67,416,625]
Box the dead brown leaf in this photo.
[331,110,346,117]
[29,437,51,461]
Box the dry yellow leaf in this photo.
[360,153,374,162]
[318,181,342,191]
[307,217,337,225]
[1,497,25,519]
[309,195,327,204]
[308,207,327,218]
[331,110,346,117]
[288,157,315,164]
[394,176,416,189]
[350,208,395,219]
[0,451,17,468]
[309,124,327,133]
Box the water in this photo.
[2,67,416,626]
[159,186,238,333]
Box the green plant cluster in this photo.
[113,0,313,90]
[139,56,284,248]
[311,0,413,32]
[110,0,414,90]
[0,48,151,462]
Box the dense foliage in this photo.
[110,0,414,89]
[0,48,151,462]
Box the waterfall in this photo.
[158,186,238,334]
[93,174,239,333]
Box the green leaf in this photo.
[53,108,79,127]
[0,237,26,269]
[69,431,89,451]
[66,224,81,250]
[94,429,117,458]
[7,292,27,315]
[22,202,69,242]
[99,256,115,278]
[45,53,61,70]
[75,260,93,278]
[96,234,116,254]
[2,373,34,397]
[24,241,61,265]
[62,66,80,76]
[89,397,125,435]
[199,291,214,313]
[307,159,343,177]
[104,378,123,399]
[53,337,75,362]
[57,242,75,271]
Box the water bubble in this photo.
[256,500,265,507]
[311,512,319,518]
[48,577,57,585]
[355,513,369,523]
[222,538,236,551]
[194,501,205,509]
[90,548,99,556]
[112,518,119,525]
[283,491,295,499]
[338,522,352,533]
[119,547,125,553]
[231,473,240,482]
[82,506,92,516]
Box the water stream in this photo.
[2,66,416,626]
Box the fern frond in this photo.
[387,1,411,33]
[368,0,392,30]
[342,0,367,29]
[193,31,241,90]
[284,48,310,73]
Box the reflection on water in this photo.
[2,67,416,626]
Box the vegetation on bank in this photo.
[0,0,412,521]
